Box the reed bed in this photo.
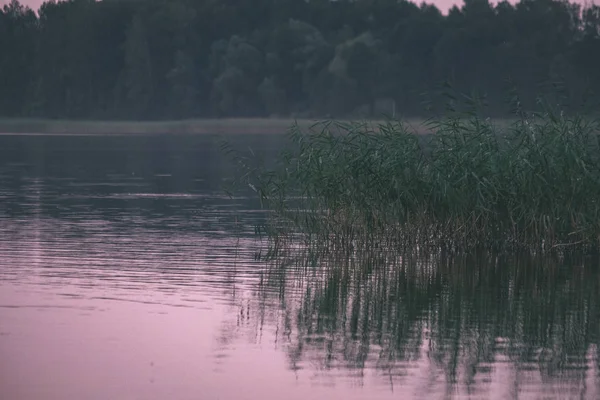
[224,102,600,252]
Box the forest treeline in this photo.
[1,0,600,120]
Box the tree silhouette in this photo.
[1,0,599,119]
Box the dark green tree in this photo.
[122,14,153,119]
[0,0,37,116]
[0,0,599,119]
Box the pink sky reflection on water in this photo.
[1,279,598,400]
[0,283,433,400]
[0,212,598,400]
[0,284,295,400]
[0,181,598,399]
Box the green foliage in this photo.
[2,0,600,119]
[209,36,264,116]
[122,14,153,118]
[167,50,199,118]
[258,77,286,117]
[226,97,600,252]
[0,0,37,116]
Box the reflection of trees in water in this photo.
[236,248,600,396]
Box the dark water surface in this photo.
[1,134,599,400]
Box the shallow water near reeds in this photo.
[0,133,599,400]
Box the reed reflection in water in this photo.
[0,133,599,399]
[220,247,600,399]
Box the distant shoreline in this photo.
[0,118,310,135]
[0,118,430,136]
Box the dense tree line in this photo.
[1,0,600,119]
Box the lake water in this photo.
[0,134,599,400]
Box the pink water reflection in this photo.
[0,187,598,399]
[0,283,412,400]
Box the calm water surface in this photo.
[0,134,599,400]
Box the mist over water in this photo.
[0,134,599,400]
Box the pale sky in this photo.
[2,0,594,15]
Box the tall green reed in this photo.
[223,96,600,252]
